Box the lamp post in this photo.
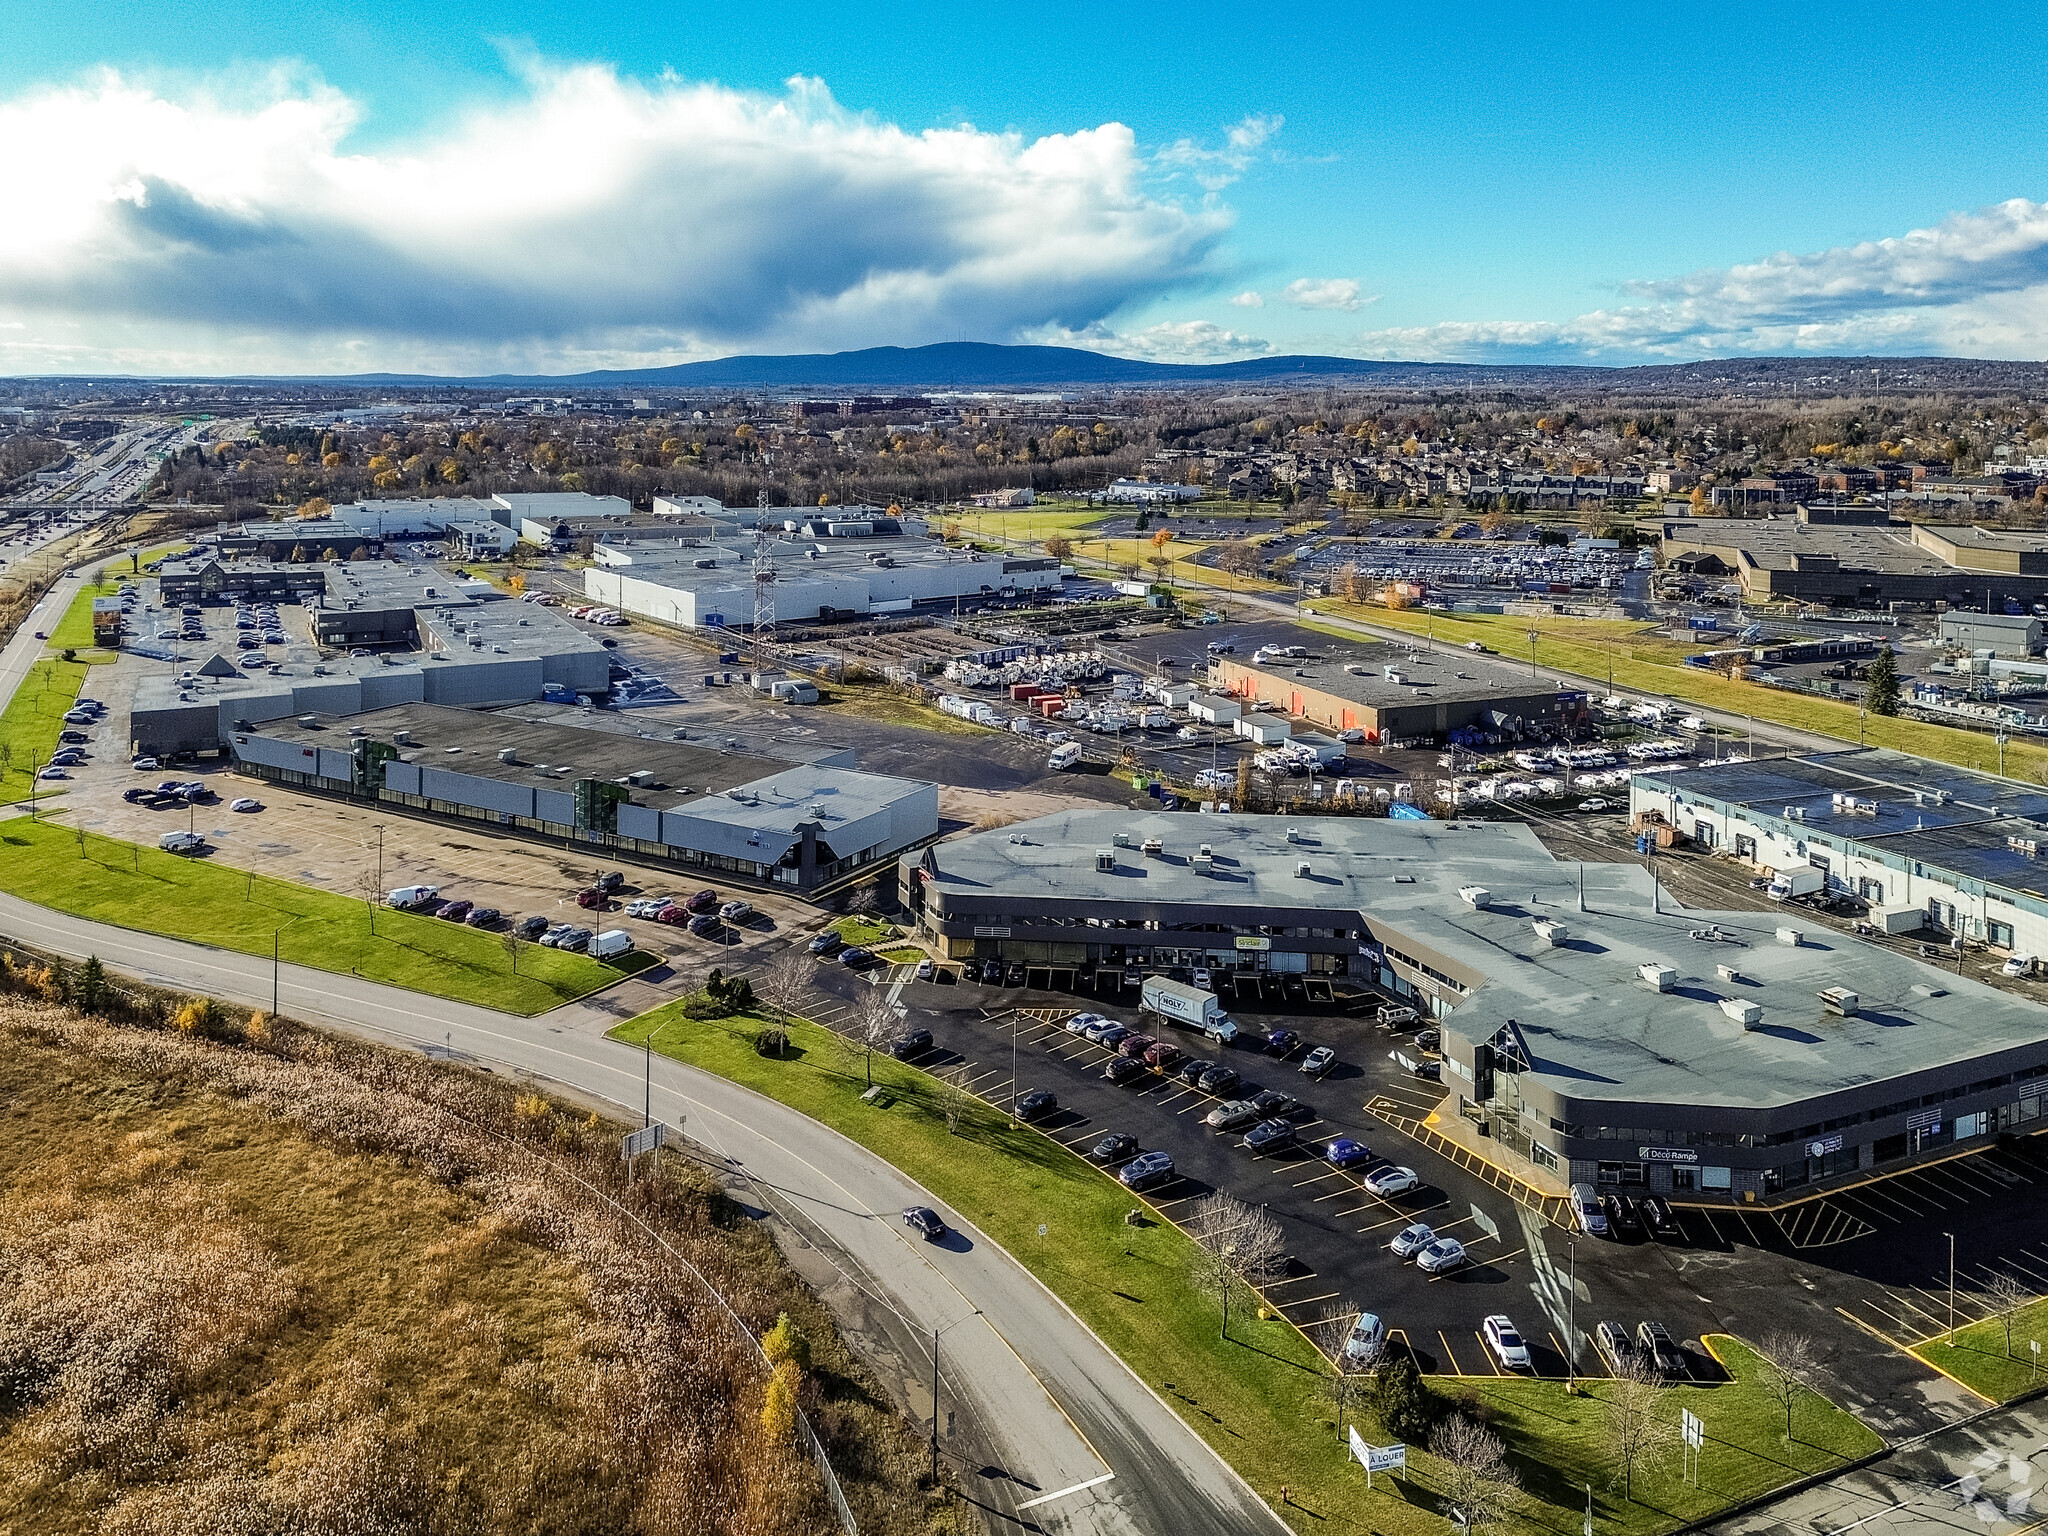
[1947,1231,1957,1341]
[1567,1235,1579,1391]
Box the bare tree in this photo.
[1988,1271,2032,1358]
[1429,1413,1519,1536]
[500,927,525,976]
[846,988,898,1088]
[355,867,380,937]
[936,1068,978,1136]
[1306,1310,1376,1441]
[1605,1358,1679,1501]
[1185,1193,1286,1341]
[757,948,812,1031]
[1754,1332,1818,1442]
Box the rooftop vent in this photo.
[2010,835,2041,857]
[1531,917,1568,946]
[1638,962,1676,992]
[1720,997,1763,1029]
[1295,860,1313,878]
[498,747,518,764]
[1193,852,1214,875]
[1286,826,1301,843]
[1458,885,1492,909]
[1819,986,1860,1017]
[1094,849,1116,872]
[531,763,552,776]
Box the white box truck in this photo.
[1766,867,1824,901]
[1141,975,1239,1044]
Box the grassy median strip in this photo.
[1909,1299,2048,1401]
[0,819,631,1015]
[1305,600,2048,782]
[1,657,94,802]
[611,1002,1878,1533]
[44,579,124,654]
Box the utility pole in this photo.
[1567,1235,1578,1391]
[273,927,282,1015]
[644,1035,652,1127]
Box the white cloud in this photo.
[1024,319,1274,363]
[1226,114,1283,152]
[1154,113,1284,190]
[1283,278,1372,313]
[1229,290,1264,308]
[1357,198,2048,363]
[0,64,1233,374]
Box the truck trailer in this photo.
[1140,975,1239,1044]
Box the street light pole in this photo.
[1947,1231,1957,1340]
[1567,1235,1579,1391]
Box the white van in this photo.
[385,884,440,910]
[158,830,205,854]
[1570,1183,1608,1237]
[588,929,634,960]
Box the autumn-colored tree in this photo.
[321,451,342,468]
[507,572,526,595]
[1043,535,1075,562]
[296,497,331,520]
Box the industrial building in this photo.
[1939,611,2044,657]
[1210,640,1587,744]
[191,492,633,565]
[130,564,610,758]
[1649,515,2048,611]
[905,807,2048,1202]
[1628,749,2048,957]
[233,704,937,890]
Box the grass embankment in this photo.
[1308,600,2048,781]
[612,1003,1876,1533]
[0,819,629,1015]
[1461,1337,1881,1535]
[1,658,92,801]
[829,915,902,948]
[1910,1298,2048,1401]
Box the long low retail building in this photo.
[904,807,2048,1202]
[233,704,937,891]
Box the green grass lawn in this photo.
[611,1002,1875,1534]
[1909,1298,2048,1401]
[1305,600,2048,782]
[829,914,900,947]
[0,657,93,802]
[1457,1336,1882,1535]
[44,580,123,654]
[0,819,627,1015]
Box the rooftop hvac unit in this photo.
[1638,962,1676,992]
[1819,986,1860,1017]
[1095,849,1116,872]
[1720,997,1763,1029]
[2010,835,2041,857]
[1531,917,1568,946]
[806,802,824,818]
[297,715,317,727]
[1716,962,1743,983]
[628,770,656,787]
[1776,926,1805,947]
[1142,838,1164,857]
[497,747,518,764]
[1458,885,1492,909]
[1296,860,1313,878]
[1784,806,1806,821]
[1193,854,1214,874]
[348,725,366,736]
[393,730,411,745]
[1113,831,1137,848]
[531,763,553,776]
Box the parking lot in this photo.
[797,959,2048,1436]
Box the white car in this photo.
[1342,1311,1387,1368]
[2002,955,2036,978]
[1177,726,1203,742]
[1390,1221,1436,1258]
[718,900,753,922]
[624,898,670,918]
[131,756,159,771]
[1416,1237,1467,1275]
[1192,967,1213,989]
[1577,797,1609,813]
[1364,1165,1419,1197]
[1065,1012,1104,1035]
[229,797,263,813]
[1482,1314,1531,1370]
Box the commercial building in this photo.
[906,807,2048,1202]
[1628,748,2048,957]
[1649,515,2048,610]
[232,704,937,890]
[1101,478,1203,504]
[1210,641,1586,744]
[1939,611,2043,657]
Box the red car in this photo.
[1145,1041,1183,1073]
[434,899,473,922]
[1118,1033,1157,1060]
[684,889,719,913]
[654,904,690,926]
[575,886,606,909]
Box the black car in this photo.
[1118,1151,1175,1190]
[1177,1057,1216,1086]
[1264,1029,1301,1058]
[1014,1090,1058,1123]
[980,959,1003,983]
[887,1029,934,1060]
[1594,1321,1636,1374]
[518,914,550,938]
[688,913,721,935]
[465,907,501,927]
[122,787,151,803]
[1005,962,1026,986]
[1090,1133,1139,1163]
[1103,1056,1146,1085]
[1635,1321,1687,1378]
[1639,1195,1678,1237]
[1197,1065,1241,1096]
[808,932,845,956]
[1249,1089,1300,1119]
[901,1206,946,1241]
[1601,1193,1644,1238]
[58,730,88,744]
[1243,1118,1297,1155]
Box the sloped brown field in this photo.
[0,996,942,1536]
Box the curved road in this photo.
[0,891,1283,1536]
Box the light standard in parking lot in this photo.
[1566,1234,1579,1391]
[1946,1231,1957,1341]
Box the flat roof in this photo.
[1645,747,2048,828]
[1651,519,1955,575]
[919,808,2048,1109]
[1224,640,1571,709]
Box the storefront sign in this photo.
[1805,1134,1844,1159]
[971,926,1012,938]
[1234,935,1271,951]
[1907,1107,1944,1132]
[1637,1147,1699,1163]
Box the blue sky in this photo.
[4,0,2047,374]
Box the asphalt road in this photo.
[0,888,1285,1536]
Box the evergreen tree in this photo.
[1865,646,1900,716]
[77,955,109,1015]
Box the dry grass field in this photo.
[0,984,945,1536]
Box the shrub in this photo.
[760,1363,798,1441]
[762,1313,811,1373]
[754,1025,790,1057]
[1372,1352,1439,1442]
[171,996,233,1040]
[512,1092,552,1126]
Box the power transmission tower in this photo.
[751,485,776,678]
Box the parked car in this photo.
[1300,1045,1335,1077]
[1103,1056,1146,1085]
[1570,1183,1609,1237]
[131,756,159,771]
[1066,1012,1104,1035]
[1118,1150,1175,1191]
[1636,1322,1686,1377]
[1197,1065,1241,1096]
[575,886,606,909]
[1014,1090,1058,1123]
[1342,1312,1388,1368]
[1243,1118,1296,1155]
[518,915,551,938]
[431,899,472,923]
[122,787,151,803]
[560,928,595,952]
[809,932,846,956]
[465,907,501,927]
[229,797,263,813]
[623,898,668,918]
[718,900,753,922]
[1264,1029,1301,1058]
[887,1029,933,1060]
[1325,1137,1372,1167]
[1143,1041,1182,1072]
[1364,1165,1420,1197]
[901,1206,946,1241]
[1117,1033,1156,1059]
[838,947,875,968]
[980,959,1003,983]
[687,913,720,936]
[1594,1321,1636,1374]
[1639,1195,1678,1237]
[1415,1237,1467,1275]
[58,730,88,744]
[1249,1089,1300,1119]
[1090,1133,1139,1163]
[914,958,935,981]
[1177,1057,1216,1086]
[594,872,625,894]
[684,889,719,913]
[1482,1315,1531,1370]
[655,904,690,926]
[1391,1221,1436,1258]
[1204,1099,1262,1131]
[158,830,204,853]
[1577,797,1610,813]
[1390,1049,1441,1080]
[1601,1193,1643,1239]
[1084,1020,1130,1045]
[1005,962,1026,986]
